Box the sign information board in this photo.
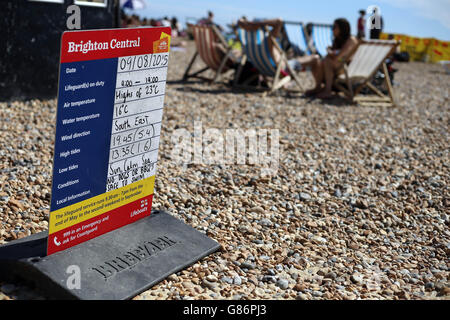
[48,27,171,255]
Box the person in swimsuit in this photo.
[296,18,359,99]
[237,17,284,64]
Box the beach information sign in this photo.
[48,27,171,255]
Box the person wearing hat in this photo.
[357,10,366,39]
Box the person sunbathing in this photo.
[297,18,359,99]
[237,18,284,66]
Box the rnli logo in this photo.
[130,199,148,218]
[153,38,169,53]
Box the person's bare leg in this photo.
[296,54,317,66]
[304,55,324,96]
[312,60,324,88]
[316,57,335,99]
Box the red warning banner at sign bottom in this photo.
[47,195,153,255]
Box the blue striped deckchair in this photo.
[238,28,277,77]
[234,27,303,92]
[310,23,333,57]
[284,21,310,56]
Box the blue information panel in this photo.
[48,27,171,255]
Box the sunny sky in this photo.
[127,0,450,41]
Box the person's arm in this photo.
[237,18,283,38]
[335,37,358,63]
[327,47,336,57]
[261,18,283,38]
[237,19,258,31]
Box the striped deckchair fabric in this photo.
[335,39,400,107]
[183,24,235,82]
[344,40,396,80]
[284,21,309,55]
[238,28,277,77]
[310,23,333,57]
[234,26,303,93]
[192,25,227,71]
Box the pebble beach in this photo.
[0,41,449,300]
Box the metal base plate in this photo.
[0,210,221,300]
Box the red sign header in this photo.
[61,27,171,63]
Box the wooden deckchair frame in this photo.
[334,39,400,107]
[183,24,236,83]
[233,26,303,94]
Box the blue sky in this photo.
[128,0,450,41]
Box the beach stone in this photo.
[202,280,216,290]
[205,275,218,282]
[233,276,242,285]
[221,277,233,284]
[241,262,256,270]
[351,274,363,284]
[312,291,323,297]
[296,293,309,300]
[262,275,277,283]
[254,288,265,297]
[259,219,272,227]
[299,193,311,201]
[325,272,337,280]
[276,279,289,290]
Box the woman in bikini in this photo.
[297,18,359,99]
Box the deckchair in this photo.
[309,23,333,57]
[182,24,236,83]
[334,39,400,107]
[284,21,310,56]
[234,26,303,93]
[284,22,333,58]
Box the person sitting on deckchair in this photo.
[236,17,303,87]
[237,18,284,66]
[297,18,358,99]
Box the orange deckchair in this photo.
[183,24,236,83]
